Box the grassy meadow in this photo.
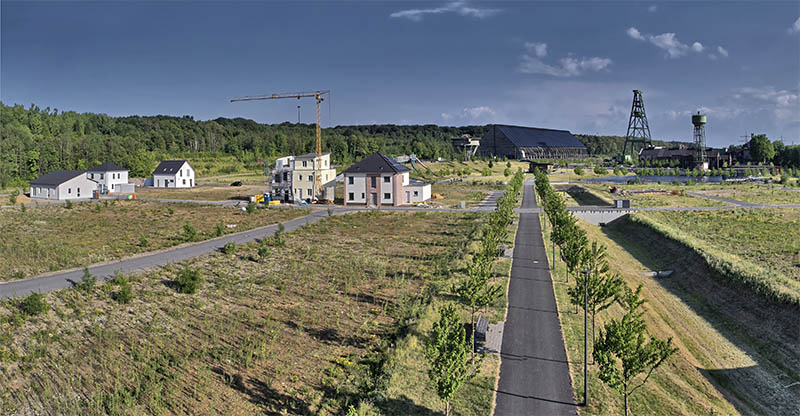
[428,183,500,208]
[697,185,800,205]
[0,209,515,416]
[0,201,308,280]
[539,214,800,415]
[556,183,730,208]
[135,185,268,201]
[412,159,529,185]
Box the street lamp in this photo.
[582,268,589,407]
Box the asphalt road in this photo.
[495,180,577,415]
[0,209,335,299]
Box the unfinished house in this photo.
[271,153,336,202]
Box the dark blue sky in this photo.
[2,1,799,146]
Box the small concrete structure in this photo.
[29,170,95,200]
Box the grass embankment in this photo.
[698,184,800,205]
[539,214,800,415]
[0,201,308,280]
[632,209,800,305]
[0,211,484,415]
[556,183,729,208]
[547,168,633,183]
[135,185,267,201]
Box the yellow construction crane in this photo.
[231,90,330,201]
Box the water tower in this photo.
[692,112,707,165]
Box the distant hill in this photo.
[0,102,686,186]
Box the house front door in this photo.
[371,193,378,206]
[406,191,410,203]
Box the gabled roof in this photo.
[153,160,189,175]
[88,162,128,172]
[343,152,411,174]
[30,170,86,186]
[492,125,585,148]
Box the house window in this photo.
[309,175,314,181]
[100,174,104,180]
[307,189,312,196]
[302,161,307,167]
[283,172,288,181]
[183,179,186,185]
[384,193,391,200]
[180,170,182,177]
[383,176,390,183]
[299,175,303,181]
[348,176,354,185]
[77,187,80,196]
[414,191,419,197]
[90,173,94,179]
[348,192,354,200]
[324,160,327,167]
[361,193,365,199]
[68,188,71,194]
[370,177,376,187]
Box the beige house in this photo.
[343,152,431,207]
[271,152,336,202]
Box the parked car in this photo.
[230,181,243,187]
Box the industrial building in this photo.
[477,125,586,160]
[343,152,431,207]
[271,153,336,202]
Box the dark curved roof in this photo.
[493,125,584,148]
[89,162,127,172]
[30,170,86,186]
[343,153,410,174]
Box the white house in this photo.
[87,162,132,193]
[343,152,431,207]
[29,170,96,200]
[152,160,195,188]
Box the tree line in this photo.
[534,169,677,415]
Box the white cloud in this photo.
[463,106,496,118]
[735,86,799,122]
[628,27,718,59]
[717,46,729,58]
[648,32,689,58]
[708,54,717,60]
[524,42,548,58]
[648,5,658,13]
[441,106,497,123]
[789,17,800,34]
[518,41,611,77]
[627,27,645,41]
[390,1,500,21]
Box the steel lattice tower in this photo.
[622,90,652,161]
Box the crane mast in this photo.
[231,90,330,201]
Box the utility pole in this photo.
[297,105,301,123]
[582,269,590,407]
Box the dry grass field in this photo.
[540,214,800,415]
[557,183,729,208]
[698,185,800,205]
[0,210,512,416]
[0,201,308,280]
[135,185,268,201]
[428,183,496,208]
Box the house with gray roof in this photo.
[87,162,132,193]
[29,170,96,200]
[152,160,194,188]
[343,152,430,207]
[478,124,587,160]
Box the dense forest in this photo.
[2,102,797,186]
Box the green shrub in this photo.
[183,223,198,242]
[94,203,101,212]
[139,236,149,247]
[488,160,494,168]
[503,168,511,177]
[273,223,287,247]
[573,167,584,176]
[215,223,225,237]
[76,268,96,293]
[481,168,492,176]
[65,200,73,209]
[594,166,608,175]
[9,190,18,205]
[175,267,202,294]
[167,207,174,215]
[223,241,236,255]
[506,161,511,168]
[258,242,271,259]
[20,203,25,212]
[21,292,49,316]
[780,175,789,185]
[245,202,256,214]
[115,283,133,304]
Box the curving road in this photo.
[495,180,577,415]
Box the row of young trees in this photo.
[534,169,677,416]
[425,169,524,416]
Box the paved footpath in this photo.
[0,209,336,299]
[495,180,577,416]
